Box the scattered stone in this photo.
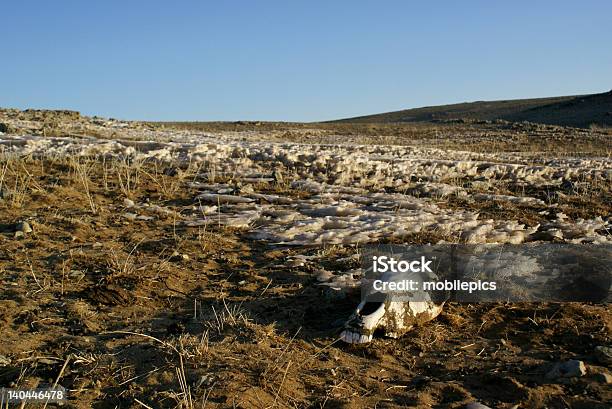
[123,198,135,207]
[239,183,254,194]
[316,269,334,282]
[594,346,612,365]
[16,221,33,233]
[198,205,218,215]
[195,373,215,389]
[593,372,612,384]
[465,403,492,409]
[69,270,85,279]
[286,258,305,268]
[170,250,189,262]
[534,228,563,241]
[545,360,587,379]
[0,354,11,366]
[38,358,60,365]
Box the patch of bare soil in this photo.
[0,156,610,408]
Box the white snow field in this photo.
[1,128,610,247]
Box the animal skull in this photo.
[341,254,446,344]
[341,298,444,343]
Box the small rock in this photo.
[286,258,305,267]
[593,372,612,384]
[199,205,218,215]
[16,221,32,233]
[465,403,492,409]
[195,373,215,388]
[170,250,188,262]
[38,358,60,365]
[594,346,612,365]
[69,270,85,279]
[123,198,135,207]
[545,360,587,379]
[540,228,563,241]
[316,269,334,282]
[0,354,11,366]
[240,184,254,194]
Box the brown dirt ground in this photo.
[0,154,610,409]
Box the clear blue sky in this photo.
[2,1,611,122]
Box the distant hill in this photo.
[335,90,612,128]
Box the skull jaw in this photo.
[341,300,444,344]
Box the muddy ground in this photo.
[0,150,610,409]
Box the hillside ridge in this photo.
[335,90,612,128]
